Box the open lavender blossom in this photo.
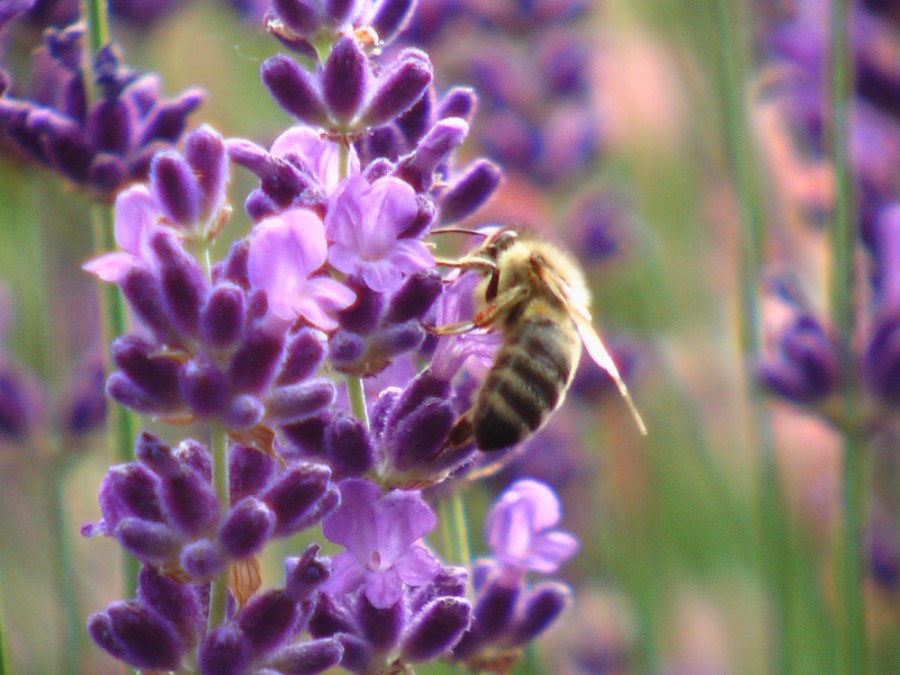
[311,479,471,671]
[451,480,578,669]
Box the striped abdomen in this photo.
[472,313,581,451]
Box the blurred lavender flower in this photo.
[452,479,577,669]
[0,24,204,199]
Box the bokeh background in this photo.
[1,0,899,672]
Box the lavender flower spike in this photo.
[322,479,441,608]
[486,479,579,583]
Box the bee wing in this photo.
[572,312,648,435]
[539,266,647,435]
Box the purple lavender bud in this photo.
[186,125,229,221]
[325,411,374,477]
[409,566,468,613]
[358,594,403,651]
[108,354,181,412]
[371,0,417,45]
[370,387,402,439]
[199,625,252,675]
[323,0,360,25]
[369,321,426,360]
[228,328,285,394]
[89,154,129,193]
[363,155,397,182]
[159,466,221,538]
[200,284,246,350]
[395,88,434,145]
[473,577,518,641]
[175,438,213,480]
[181,539,228,581]
[140,89,206,145]
[386,369,451,427]
[220,240,251,287]
[271,0,319,35]
[323,36,369,124]
[398,195,435,238]
[0,367,42,439]
[396,117,467,191]
[219,497,276,558]
[401,597,471,662]
[230,444,278,502]
[262,55,329,127]
[266,379,336,423]
[99,461,164,524]
[385,269,441,323]
[337,280,384,334]
[137,566,205,647]
[151,151,201,228]
[246,190,280,221]
[865,313,900,404]
[96,601,186,670]
[335,633,372,673]
[88,99,132,154]
[281,414,330,459]
[328,331,366,366]
[360,50,433,127]
[225,395,265,430]
[43,119,92,182]
[120,267,175,341]
[437,87,477,122]
[61,359,106,437]
[277,328,328,386]
[151,231,209,337]
[758,314,840,404]
[267,637,344,674]
[285,544,332,600]
[135,430,178,473]
[238,589,299,656]
[115,518,183,563]
[309,593,356,636]
[260,463,333,536]
[87,612,125,661]
[440,160,503,223]
[508,582,571,646]
[180,354,230,417]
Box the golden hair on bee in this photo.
[433,225,646,453]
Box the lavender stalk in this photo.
[828,0,867,672]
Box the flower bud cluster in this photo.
[0,24,203,199]
[83,433,338,582]
[89,543,344,673]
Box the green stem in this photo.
[437,489,471,569]
[81,0,110,56]
[48,459,84,672]
[346,376,370,429]
[712,2,793,671]
[0,544,8,675]
[829,0,866,671]
[208,424,231,630]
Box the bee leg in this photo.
[472,285,530,328]
[426,320,477,335]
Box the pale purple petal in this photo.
[83,252,139,283]
[487,497,532,564]
[367,177,418,247]
[375,490,437,565]
[386,239,434,272]
[506,480,562,531]
[393,545,440,587]
[364,569,403,609]
[326,551,369,597]
[301,277,357,329]
[361,262,404,293]
[526,532,580,574]
[114,185,161,254]
[327,243,361,278]
[325,175,367,247]
[323,479,381,560]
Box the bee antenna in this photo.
[431,228,490,238]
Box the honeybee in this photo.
[436,227,646,452]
